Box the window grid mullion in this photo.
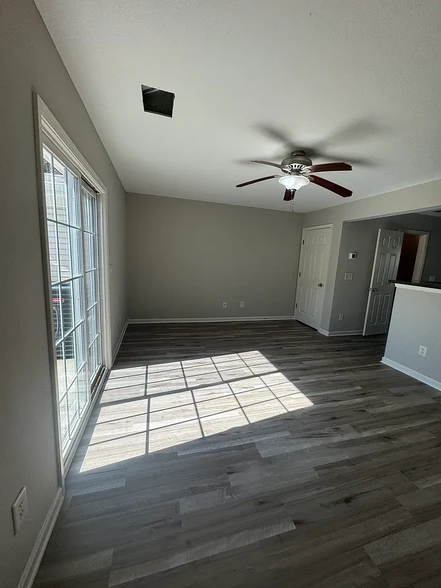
[80,183,92,390]
[43,142,105,459]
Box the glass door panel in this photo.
[82,184,102,387]
[42,146,104,457]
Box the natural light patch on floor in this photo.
[79,351,312,472]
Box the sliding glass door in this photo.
[82,184,102,386]
[42,145,103,457]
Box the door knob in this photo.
[369,287,378,292]
[318,283,323,287]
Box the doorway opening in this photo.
[363,227,430,336]
[396,232,429,283]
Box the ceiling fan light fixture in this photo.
[278,175,310,191]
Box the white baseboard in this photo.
[128,316,295,324]
[112,319,128,365]
[318,329,363,337]
[18,488,64,588]
[16,324,131,588]
[381,357,441,391]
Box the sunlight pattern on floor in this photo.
[79,351,312,472]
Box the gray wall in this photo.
[328,218,387,332]
[329,213,441,333]
[384,286,441,384]
[126,193,303,320]
[0,1,126,586]
[303,180,441,332]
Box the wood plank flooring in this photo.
[33,320,441,587]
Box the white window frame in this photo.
[34,95,112,481]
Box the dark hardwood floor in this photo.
[33,321,441,587]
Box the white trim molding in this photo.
[112,319,128,365]
[394,283,441,295]
[35,95,112,371]
[38,97,105,193]
[302,223,334,231]
[128,316,295,325]
[318,329,363,337]
[382,357,441,391]
[18,488,64,588]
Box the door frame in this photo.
[362,227,431,337]
[294,224,333,329]
[33,95,112,482]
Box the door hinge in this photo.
[295,303,298,309]
[298,272,301,277]
[302,239,305,245]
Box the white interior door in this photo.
[295,226,332,330]
[363,228,403,336]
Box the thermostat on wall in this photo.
[348,252,357,259]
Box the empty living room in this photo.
[3,1,441,587]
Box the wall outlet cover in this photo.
[418,345,428,357]
[344,272,354,281]
[240,301,245,307]
[12,486,28,534]
[338,313,344,321]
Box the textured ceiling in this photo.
[35,0,441,213]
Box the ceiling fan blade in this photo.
[250,160,283,169]
[236,174,280,188]
[306,162,352,173]
[309,175,352,198]
[283,189,296,201]
[255,125,295,147]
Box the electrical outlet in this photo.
[338,313,344,321]
[418,345,428,357]
[240,301,245,308]
[344,272,354,281]
[429,276,436,282]
[12,487,28,534]
[222,302,227,308]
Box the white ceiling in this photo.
[35,0,441,213]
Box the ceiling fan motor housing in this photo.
[281,150,313,172]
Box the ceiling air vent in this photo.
[141,85,175,118]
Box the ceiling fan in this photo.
[236,150,353,201]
